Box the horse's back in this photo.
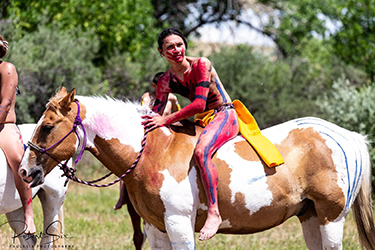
[136,116,369,234]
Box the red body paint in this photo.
[166,47,185,63]
[153,58,224,123]
[152,56,238,206]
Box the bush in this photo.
[6,25,101,123]
[317,78,375,189]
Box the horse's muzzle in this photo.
[19,164,45,188]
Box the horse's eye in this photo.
[42,125,54,133]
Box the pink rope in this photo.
[64,128,150,187]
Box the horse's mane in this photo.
[47,91,151,116]
[76,95,151,115]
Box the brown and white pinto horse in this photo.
[20,87,375,250]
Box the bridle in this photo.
[27,100,149,187]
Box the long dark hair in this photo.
[158,28,188,51]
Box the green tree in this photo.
[331,0,375,81]
[255,0,334,57]
[252,0,375,80]
[6,25,101,123]
[5,0,159,62]
[99,48,168,99]
[207,40,366,128]
[152,0,243,35]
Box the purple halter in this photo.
[28,100,149,187]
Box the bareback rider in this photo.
[142,27,239,241]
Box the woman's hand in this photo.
[141,113,167,131]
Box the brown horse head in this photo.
[20,87,80,187]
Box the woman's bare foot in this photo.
[198,209,222,241]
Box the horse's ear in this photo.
[58,87,67,96]
[59,88,76,109]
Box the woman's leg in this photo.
[127,201,144,250]
[4,124,36,234]
[114,181,144,249]
[194,109,238,241]
[114,180,127,210]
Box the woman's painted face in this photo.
[160,34,186,63]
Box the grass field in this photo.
[0,182,363,250]
[0,156,364,249]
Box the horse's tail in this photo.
[352,137,375,250]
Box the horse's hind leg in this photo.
[299,200,346,250]
[319,216,345,250]
[299,204,323,250]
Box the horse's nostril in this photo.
[20,169,28,178]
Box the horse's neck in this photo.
[77,95,201,179]
[78,96,147,176]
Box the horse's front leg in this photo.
[157,168,199,250]
[126,201,145,250]
[6,208,37,249]
[144,222,173,250]
[164,213,196,250]
[37,188,66,248]
[145,211,196,250]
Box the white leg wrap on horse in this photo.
[320,217,345,250]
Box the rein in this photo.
[28,100,149,187]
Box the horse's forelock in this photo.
[45,93,69,113]
[45,100,57,113]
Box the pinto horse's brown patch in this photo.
[214,128,346,232]
[277,128,346,225]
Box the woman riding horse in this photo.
[0,34,35,234]
[142,27,239,241]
